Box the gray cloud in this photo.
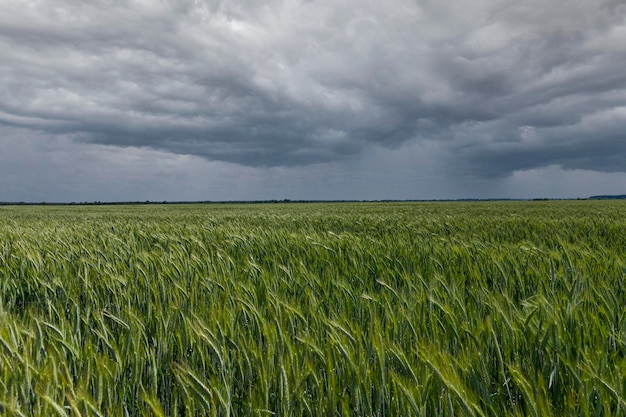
[1,0,626,178]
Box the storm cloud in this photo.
[1,0,626,200]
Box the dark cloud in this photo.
[464,107,626,178]
[1,0,625,177]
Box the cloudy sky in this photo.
[1,0,625,202]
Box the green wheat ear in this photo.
[1,201,626,415]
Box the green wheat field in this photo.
[1,201,625,416]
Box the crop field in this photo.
[1,201,625,416]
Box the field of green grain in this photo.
[1,201,625,416]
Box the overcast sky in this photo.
[1,0,625,202]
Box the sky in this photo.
[1,0,626,202]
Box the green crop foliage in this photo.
[1,201,626,416]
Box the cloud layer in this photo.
[1,0,626,190]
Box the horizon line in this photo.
[3,196,624,206]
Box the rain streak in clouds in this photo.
[1,0,626,200]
